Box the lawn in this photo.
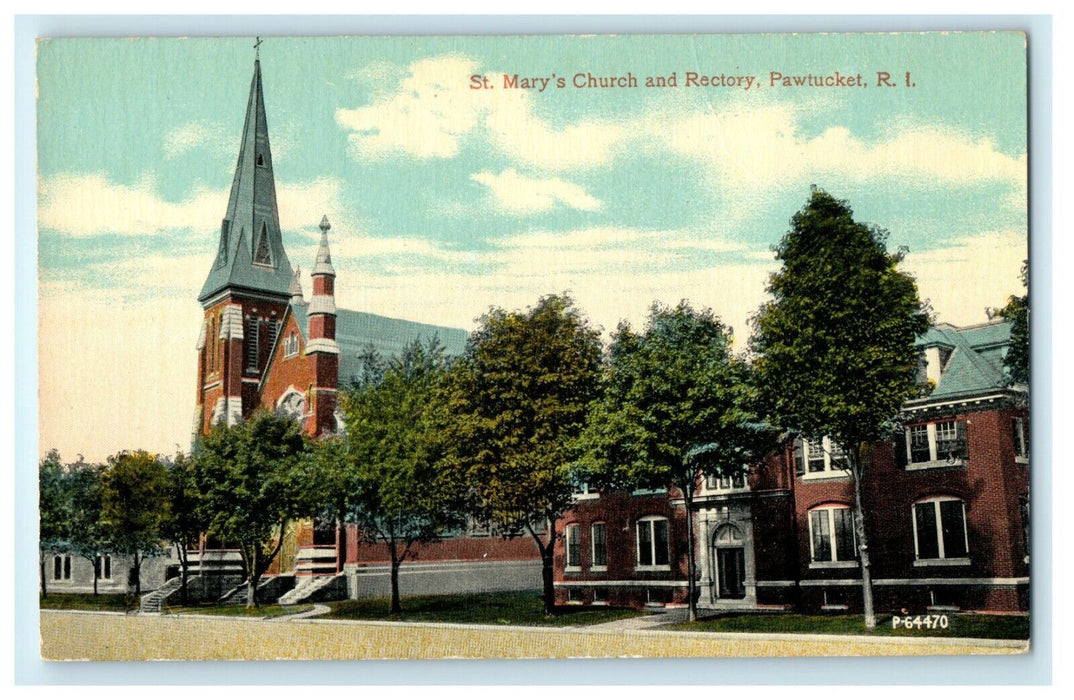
[324,591,647,627]
[163,603,314,619]
[669,612,1030,640]
[39,593,139,612]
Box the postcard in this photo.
[35,32,1030,661]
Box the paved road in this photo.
[40,610,1026,661]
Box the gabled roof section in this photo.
[199,60,294,303]
[921,320,1012,400]
[291,305,469,387]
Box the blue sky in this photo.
[36,34,1028,461]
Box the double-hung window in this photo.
[1012,418,1029,463]
[591,523,607,570]
[636,516,670,569]
[564,524,582,570]
[794,437,850,479]
[904,420,969,468]
[912,497,970,563]
[808,506,857,566]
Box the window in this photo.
[53,555,71,580]
[284,331,299,358]
[808,506,857,565]
[1020,496,1030,561]
[705,470,747,492]
[564,524,582,569]
[573,481,599,500]
[591,523,607,569]
[1012,418,1029,462]
[794,437,849,478]
[904,421,968,468]
[913,497,969,562]
[636,516,670,568]
[253,222,272,266]
[245,316,259,370]
[97,555,112,580]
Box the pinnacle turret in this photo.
[312,215,335,277]
[289,266,306,306]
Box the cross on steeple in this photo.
[254,36,263,60]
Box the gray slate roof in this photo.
[199,60,294,302]
[291,305,469,387]
[922,320,1013,400]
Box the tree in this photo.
[575,302,774,622]
[101,451,170,597]
[65,457,110,596]
[337,338,465,613]
[160,450,205,604]
[444,294,603,615]
[193,410,310,607]
[39,450,68,598]
[999,259,1029,386]
[750,188,929,628]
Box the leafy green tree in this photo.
[193,410,311,607]
[337,338,466,613]
[161,451,205,604]
[575,302,774,622]
[750,188,929,628]
[444,294,603,615]
[101,451,170,596]
[999,260,1029,386]
[39,450,68,598]
[65,457,110,596]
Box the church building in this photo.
[185,58,538,603]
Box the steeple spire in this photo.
[199,58,294,304]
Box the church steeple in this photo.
[199,58,294,304]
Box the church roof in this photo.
[291,305,469,387]
[199,60,294,303]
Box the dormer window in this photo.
[253,222,273,266]
[256,152,265,166]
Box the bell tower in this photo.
[194,57,294,436]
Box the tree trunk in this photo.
[682,484,698,622]
[526,519,558,614]
[178,544,189,605]
[850,446,877,628]
[132,552,142,597]
[92,559,99,597]
[245,547,260,608]
[337,515,346,574]
[540,548,555,615]
[388,538,401,614]
[40,556,48,598]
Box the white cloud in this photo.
[660,104,1026,194]
[162,121,232,159]
[38,173,342,238]
[39,174,225,237]
[335,54,627,170]
[470,169,602,213]
[901,229,1026,327]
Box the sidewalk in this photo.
[584,606,691,632]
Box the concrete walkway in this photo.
[584,606,691,631]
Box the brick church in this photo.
[185,58,537,602]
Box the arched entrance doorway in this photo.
[713,524,746,600]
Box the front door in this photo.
[717,547,746,599]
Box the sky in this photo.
[36,34,1028,462]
